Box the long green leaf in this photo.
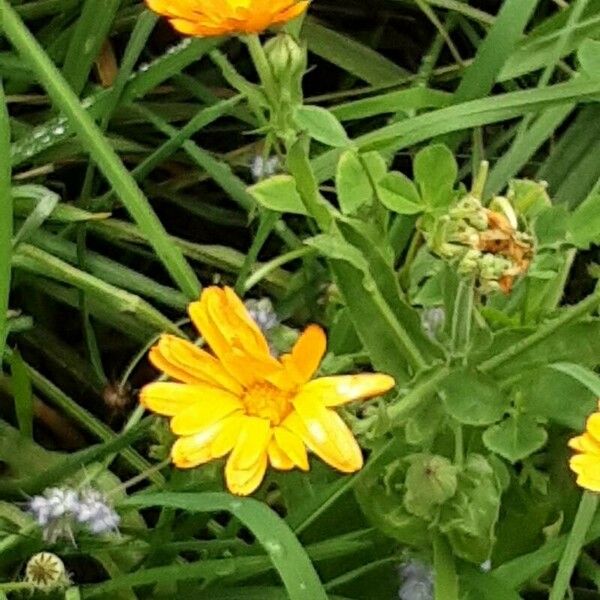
[121,493,328,600]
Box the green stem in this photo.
[244,34,278,106]
[0,582,35,592]
[0,81,11,368]
[550,491,598,600]
[434,534,459,600]
[235,210,279,295]
[387,366,451,423]
[451,277,475,358]
[479,284,600,374]
[243,246,315,292]
[0,1,200,298]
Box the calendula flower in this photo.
[569,404,600,491]
[145,0,309,37]
[140,286,395,495]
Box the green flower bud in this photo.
[264,33,306,99]
[458,249,481,275]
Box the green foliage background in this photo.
[2,1,600,598]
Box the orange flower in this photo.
[569,404,600,492]
[145,0,309,37]
[140,287,395,495]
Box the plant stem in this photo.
[0,81,11,368]
[550,491,598,600]
[479,284,600,374]
[434,534,459,600]
[244,34,278,106]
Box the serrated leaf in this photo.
[376,172,423,215]
[248,175,308,215]
[441,368,510,425]
[294,105,350,147]
[336,150,373,215]
[439,454,501,564]
[414,144,457,208]
[483,414,548,463]
[404,454,458,520]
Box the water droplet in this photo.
[138,62,149,72]
[53,125,65,136]
[40,136,51,145]
[264,540,285,557]
[33,129,45,140]
[230,500,242,510]
[299,583,307,591]
[215,561,236,577]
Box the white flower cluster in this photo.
[245,298,279,333]
[250,155,280,181]
[28,487,120,542]
[399,560,433,600]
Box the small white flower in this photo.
[250,155,280,181]
[245,298,279,333]
[399,560,433,600]
[421,307,445,341]
[27,486,119,542]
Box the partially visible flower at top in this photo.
[145,0,309,37]
[140,286,395,496]
[399,560,434,600]
[245,297,279,333]
[569,401,600,491]
[27,487,120,542]
[250,155,280,182]
[25,552,70,592]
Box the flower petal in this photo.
[140,382,221,417]
[225,416,272,495]
[171,418,232,469]
[170,392,243,436]
[227,451,268,496]
[297,374,395,407]
[268,440,295,470]
[189,287,273,363]
[570,453,600,491]
[285,398,363,473]
[287,325,326,384]
[150,335,243,394]
[211,414,245,458]
[569,432,600,455]
[273,426,308,470]
[586,413,600,444]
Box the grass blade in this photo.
[0,1,200,298]
[122,493,329,600]
[0,80,10,368]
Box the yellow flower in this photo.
[140,286,395,496]
[569,405,600,492]
[145,0,309,37]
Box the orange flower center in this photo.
[242,382,293,425]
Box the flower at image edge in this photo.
[569,403,600,492]
[145,0,310,37]
[140,286,395,496]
